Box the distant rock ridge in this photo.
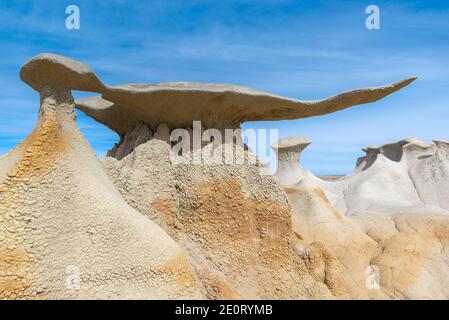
[274,136,449,299]
[357,138,435,170]
[273,137,449,215]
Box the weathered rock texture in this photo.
[69,52,414,299]
[338,139,447,215]
[100,137,345,299]
[275,137,449,299]
[0,55,203,299]
[2,53,431,300]
[272,137,313,186]
[75,77,416,133]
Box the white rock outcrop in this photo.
[272,137,312,186]
[338,139,449,215]
[274,136,449,299]
[275,137,449,216]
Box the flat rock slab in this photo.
[17,52,416,134]
[77,77,416,133]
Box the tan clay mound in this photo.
[286,182,449,299]
[284,183,383,299]
[355,212,449,299]
[100,136,343,299]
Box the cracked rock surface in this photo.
[0,56,203,299]
[4,53,447,300]
[277,137,449,299]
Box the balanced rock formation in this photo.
[0,54,203,299]
[271,137,313,186]
[1,53,421,300]
[68,53,415,299]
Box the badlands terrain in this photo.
[1,53,448,299]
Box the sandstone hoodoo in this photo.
[0,54,203,299]
[6,53,446,300]
[68,52,415,299]
[272,136,312,187]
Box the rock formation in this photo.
[4,53,441,300]
[271,137,312,186]
[75,77,416,132]
[0,54,203,299]
[339,139,446,215]
[274,136,449,299]
[70,53,414,299]
[275,136,449,215]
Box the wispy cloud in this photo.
[1,0,448,174]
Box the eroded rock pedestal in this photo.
[1,53,428,299]
[272,137,312,186]
[70,53,415,299]
[0,55,202,299]
[101,134,343,299]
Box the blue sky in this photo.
[0,0,448,175]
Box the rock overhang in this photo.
[77,76,417,134]
[20,53,106,92]
[18,53,417,136]
[271,137,312,151]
